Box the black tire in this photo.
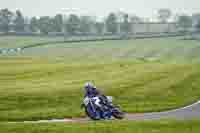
[85,107,101,120]
[112,107,124,119]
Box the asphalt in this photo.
[125,101,200,121]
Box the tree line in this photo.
[0,8,200,35]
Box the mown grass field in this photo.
[2,37,199,63]
[1,57,200,121]
[0,36,200,132]
[1,120,200,133]
[0,36,62,48]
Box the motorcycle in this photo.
[82,96,124,120]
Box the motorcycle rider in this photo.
[83,82,111,109]
[82,82,124,120]
[84,82,100,98]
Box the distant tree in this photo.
[130,15,142,23]
[192,13,200,22]
[173,14,180,22]
[195,20,200,32]
[105,13,118,34]
[0,8,13,33]
[129,15,142,34]
[120,13,131,34]
[157,9,172,23]
[52,14,63,32]
[30,17,38,32]
[192,13,200,32]
[177,15,192,33]
[95,22,104,34]
[116,11,125,33]
[13,10,25,32]
[66,14,80,35]
[116,11,125,23]
[38,16,53,34]
[79,16,93,34]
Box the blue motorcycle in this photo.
[82,96,124,120]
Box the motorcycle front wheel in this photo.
[85,106,101,120]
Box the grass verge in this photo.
[1,120,200,133]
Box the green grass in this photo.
[12,37,200,63]
[0,37,200,122]
[1,120,200,133]
[1,37,200,63]
[0,58,200,121]
[0,36,63,48]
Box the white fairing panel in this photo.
[93,97,101,107]
[83,97,89,106]
[106,96,113,103]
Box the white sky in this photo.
[0,0,199,20]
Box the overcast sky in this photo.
[0,0,199,20]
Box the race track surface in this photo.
[126,101,200,120]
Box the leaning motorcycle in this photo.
[82,96,124,120]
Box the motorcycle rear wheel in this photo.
[112,108,124,119]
